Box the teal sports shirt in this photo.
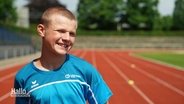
[14,54,112,104]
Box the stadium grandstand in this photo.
[0,26,36,60]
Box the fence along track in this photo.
[74,36,184,49]
[0,26,37,60]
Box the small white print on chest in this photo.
[65,74,81,79]
[31,80,39,88]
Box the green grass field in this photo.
[135,51,184,70]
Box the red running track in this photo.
[0,49,184,104]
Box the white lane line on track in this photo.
[131,55,184,81]
[135,66,184,96]
[101,53,154,104]
[0,72,16,82]
[0,92,10,102]
[92,50,97,68]
[79,50,87,58]
[117,53,184,97]
[0,71,17,102]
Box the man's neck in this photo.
[34,53,66,71]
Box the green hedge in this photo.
[77,29,184,37]
[2,23,184,37]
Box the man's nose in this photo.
[62,32,70,41]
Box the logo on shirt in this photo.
[65,74,81,79]
[31,80,39,88]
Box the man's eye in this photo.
[57,30,65,33]
[70,32,76,37]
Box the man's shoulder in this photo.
[68,54,92,66]
[67,54,97,74]
[15,61,33,79]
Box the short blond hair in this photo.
[40,6,76,27]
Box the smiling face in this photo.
[37,14,77,56]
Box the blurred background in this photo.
[0,0,184,60]
[0,0,184,104]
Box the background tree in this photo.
[123,0,159,30]
[153,16,173,30]
[0,0,17,24]
[77,0,123,30]
[173,0,184,30]
[161,16,173,30]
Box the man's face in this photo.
[41,14,77,55]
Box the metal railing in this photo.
[0,45,36,60]
[0,26,37,60]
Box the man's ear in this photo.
[37,24,45,37]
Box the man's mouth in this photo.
[57,43,69,49]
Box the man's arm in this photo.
[14,77,29,104]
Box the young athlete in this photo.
[14,6,112,104]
